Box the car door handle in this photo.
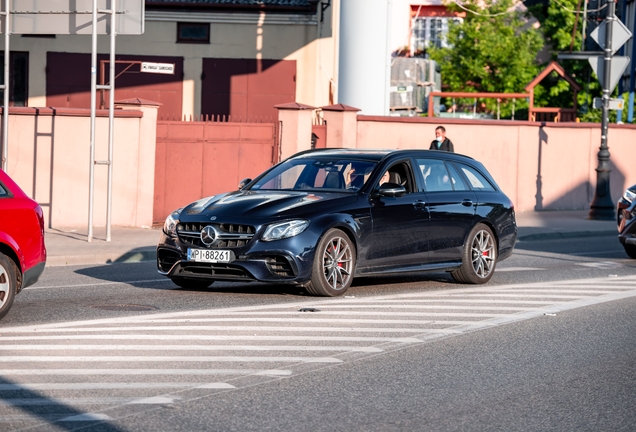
[462,199,474,207]
[413,200,426,209]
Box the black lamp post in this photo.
[589,0,616,220]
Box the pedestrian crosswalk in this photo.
[1,275,636,429]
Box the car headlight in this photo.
[624,189,636,204]
[261,220,309,241]
[163,209,182,237]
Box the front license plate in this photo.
[187,249,233,263]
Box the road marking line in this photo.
[317,299,557,305]
[276,305,534,311]
[489,289,627,294]
[0,335,423,343]
[0,397,178,406]
[0,345,384,353]
[0,383,235,390]
[0,355,345,363]
[458,294,592,299]
[60,413,114,422]
[495,267,545,271]
[576,261,623,268]
[0,325,492,333]
[0,369,293,376]
[129,396,181,405]
[0,414,114,422]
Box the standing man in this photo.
[430,126,454,152]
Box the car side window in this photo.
[378,162,414,193]
[0,183,7,197]
[457,164,496,191]
[446,163,469,191]
[416,158,455,192]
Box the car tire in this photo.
[452,223,497,284]
[624,245,636,259]
[170,277,214,290]
[305,229,356,297]
[0,253,18,320]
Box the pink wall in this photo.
[2,105,158,228]
[355,116,636,212]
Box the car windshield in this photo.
[250,156,378,192]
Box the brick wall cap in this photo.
[274,102,316,110]
[320,103,361,112]
[114,98,163,107]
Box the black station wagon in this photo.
[157,149,517,296]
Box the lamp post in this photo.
[589,0,616,220]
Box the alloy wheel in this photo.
[471,229,495,278]
[0,263,9,306]
[321,236,353,291]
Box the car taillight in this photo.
[34,204,45,235]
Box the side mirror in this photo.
[238,178,252,190]
[374,182,406,198]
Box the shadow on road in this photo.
[0,376,125,431]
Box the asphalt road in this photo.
[0,234,635,431]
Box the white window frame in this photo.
[411,16,463,51]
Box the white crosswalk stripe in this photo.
[1,275,635,429]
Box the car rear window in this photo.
[457,164,496,191]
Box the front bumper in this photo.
[617,196,636,246]
[156,230,316,284]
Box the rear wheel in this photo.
[305,229,356,297]
[170,277,214,290]
[624,245,636,259]
[0,253,17,320]
[452,223,497,284]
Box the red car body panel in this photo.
[0,170,46,291]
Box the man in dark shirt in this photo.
[429,125,454,152]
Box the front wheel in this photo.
[305,229,356,297]
[452,223,497,284]
[624,245,636,259]
[0,253,18,320]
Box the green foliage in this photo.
[428,0,544,118]
[528,0,604,115]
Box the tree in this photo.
[428,0,544,118]
[528,0,613,122]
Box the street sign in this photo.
[588,55,631,93]
[590,19,632,55]
[141,62,175,75]
[593,97,625,110]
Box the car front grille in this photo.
[177,223,256,248]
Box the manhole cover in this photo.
[90,304,159,312]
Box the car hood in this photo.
[180,190,357,221]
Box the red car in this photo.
[0,170,46,319]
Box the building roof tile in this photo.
[147,0,315,7]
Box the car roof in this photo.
[290,148,475,163]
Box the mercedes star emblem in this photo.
[200,225,217,246]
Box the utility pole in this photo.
[589,0,617,220]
